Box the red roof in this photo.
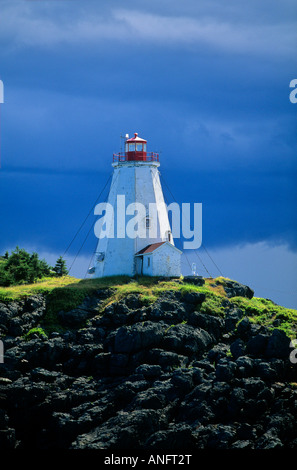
[126,132,147,143]
[135,242,165,255]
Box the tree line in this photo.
[0,247,68,287]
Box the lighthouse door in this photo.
[135,255,143,275]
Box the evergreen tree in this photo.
[0,263,14,286]
[0,247,55,286]
[53,256,68,277]
[5,247,31,284]
[28,253,51,283]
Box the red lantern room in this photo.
[113,132,159,163]
[125,133,147,161]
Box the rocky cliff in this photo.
[0,277,296,450]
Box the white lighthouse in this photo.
[92,133,182,278]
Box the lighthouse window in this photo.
[166,230,172,242]
[128,143,136,151]
[136,143,143,151]
[146,217,151,228]
[147,257,150,267]
[97,252,105,262]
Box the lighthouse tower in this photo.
[93,133,182,278]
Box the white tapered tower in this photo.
[92,133,182,278]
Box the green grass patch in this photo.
[198,293,226,317]
[230,296,297,338]
[0,274,296,338]
[43,287,88,332]
[24,327,48,341]
[0,275,80,302]
[176,280,227,317]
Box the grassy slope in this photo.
[0,275,296,338]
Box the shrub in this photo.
[24,327,48,341]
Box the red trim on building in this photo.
[113,152,159,162]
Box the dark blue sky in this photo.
[0,0,296,307]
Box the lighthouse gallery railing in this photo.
[113,152,159,162]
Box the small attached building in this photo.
[135,241,182,278]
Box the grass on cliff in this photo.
[0,274,296,338]
[230,296,297,338]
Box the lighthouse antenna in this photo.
[120,133,126,153]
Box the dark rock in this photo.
[183,276,205,286]
[231,440,254,449]
[265,329,291,359]
[236,317,252,339]
[225,308,245,332]
[31,368,61,383]
[24,295,45,312]
[114,321,164,354]
[158,299,180,312]
[0,286,296,450]
[7,317,24,336]
[71,409,168,449]
[185,382,213,402]
[230,338,246,359]
[142,349,189,371]
[215,358,237,382]
[0,303,13,326]
[58,298,100,327]
[162,323,213,356]
[159,290,183,302]
[171,368,194,394]
[135,364,163,380]
[188,312,223,341]
[194,424,236,449]
[255,361,277,381]
[236,423,257,441]
[208,343,230,363]
[209,381,231,400]
[191,367,207,385]
[76,327,105,344]
[191,359,215,374]
[109,353,129,376]
[0,428,18,449]
[178,399,215,425]
[122,294,143,310]
[97,301,137,327]
[235,356,254,377]
[256,431,283,449]
[222,280,254,299]
[3,296,46,336]
[148,300,186,323]
[145,423,195,449]
[265,412,296,440]
[127,388,167,410]
[92,352,111,375]
[182,291,206,305]
[247,334,269,356]
[240,377,267,396]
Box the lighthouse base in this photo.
[92,241,182,279]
